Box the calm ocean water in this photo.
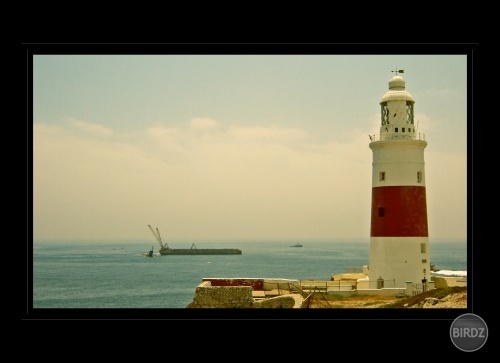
[31,240,466,309]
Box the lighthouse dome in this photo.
[389,75,405,90]
[380,75,415,103]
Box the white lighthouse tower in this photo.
[368,70,430,288]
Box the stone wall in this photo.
[186,280,306,308]
[186,281,254,308]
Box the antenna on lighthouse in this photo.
[391,67,405,75]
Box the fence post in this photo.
[405,281,413,296]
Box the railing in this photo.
[257,278,400,300]
[358,279,397,289]
[300,279,398,292]
[260,281,306,297]
[300,280,356,292]
[369,133,426,142]
[412,282,429,295]
[306,287,332,308]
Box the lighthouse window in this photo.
[417,171,422,183]
[395,128,398,132]
[402,128,405,132]
[422,259,427,263]
[420,243,426,253]
[379,172,385,181]
[406,102,414,124]
[381,103,389,125]
[378,207,385,217]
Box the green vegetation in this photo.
[322,293,346,300]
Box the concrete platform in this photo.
[252,290,266,298]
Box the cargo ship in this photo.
[148,225,242,255]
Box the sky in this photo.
[31,50,470,243]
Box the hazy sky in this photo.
[32,52,469,242]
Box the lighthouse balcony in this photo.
[369,133,426,142]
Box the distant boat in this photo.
[291,243,303,247]
[142,246,155,257]
[148,225,242,255]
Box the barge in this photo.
[159,244,242,255]
[148,225,242,256]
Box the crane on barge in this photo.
[148,224,169,251]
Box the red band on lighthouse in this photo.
[370,185,428,237]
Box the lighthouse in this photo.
[368,71,430,289]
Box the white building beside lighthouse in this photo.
[368,72,430,289]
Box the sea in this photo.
[31,239,467,310]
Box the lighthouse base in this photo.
[369,236,431,288]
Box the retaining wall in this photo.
[187,279,305,308]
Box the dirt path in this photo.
[310,294,399,308]
[309,287,467,308]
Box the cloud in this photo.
[228,125,306,142]
[425,150,467,240]
[67,118,113,136]
[189,117,218,130]
[32,117,465,241]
